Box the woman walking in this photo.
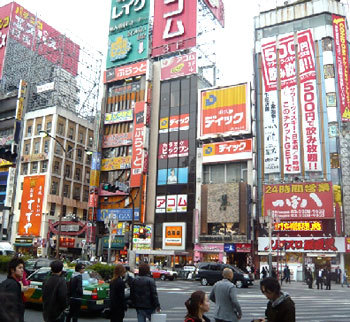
[184,290,210,322]
[110,264,127,322]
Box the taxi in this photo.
[24,267,110,311]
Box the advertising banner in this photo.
[160,52,196,81]
[97,208,140,222]
[159,113,189,133]
[18,175,45,236]
[104,60,148,83]
[105,109,133,125]
[0,3,12,78]
[156,194,187,213]
[157,167,188,185]
[91,152,101,171]
[263,182,334,219]
[162,222,186,250]
[10,3,80,76]
[101,156,131,171]
[102,132,133,148]
[333,15,350,121]
[106,24,149,69]
[152,0,197,57]
[202,138,252,163]
[158,140,189,159]
[203,0,225,27]
[274,221,322,232]
[130,102,145,187]
[200,84,249,137]
[258,237,345,253]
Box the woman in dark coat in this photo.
[110,264,127,322]
[184,290,210,322]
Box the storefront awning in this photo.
[14,243,32,247]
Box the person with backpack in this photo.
[66,263,85,322]
[0,257,25,322]
[42,260,68,322]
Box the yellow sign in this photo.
[274,221,322,231]
[101,156,131,171]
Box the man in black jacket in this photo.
[42,260,68,322]
[66,263,85,322]
[0,257,25,322]
[130,263,161,322]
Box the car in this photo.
[71,259,93,267]
[195,262,253,288]
[134,265,178,281]
[23,267,109,312]
[24,258,55,276]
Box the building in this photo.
[11,106,94,256]
[254,0,349,279]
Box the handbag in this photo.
[151,313,167,322]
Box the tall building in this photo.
[254,0,349,279]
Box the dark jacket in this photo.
[265,292,295,322]
[130,276,160,310]
[184,315,210,322]
[69,273,83,299]
[110,277,127,313]
[0,276,25,322]
[42,274,68,322]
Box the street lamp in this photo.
[39,130,87,259]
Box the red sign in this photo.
[160,52,196,81]
[10,3,80,76]
[158,140,189,159]
[88,192,98,208]
[264,238,338,252]
[102,132,133,148]
[130,102,145,187]
[152,0,197,57]
[103,60,148,83]
[235,243,251,253]
[59,237,75,248]
[18,175,45,236]
[159,113,189,133]
[333,15,350,121]
[203,0,225,27]
[264,182,334,220]
[0,3,11,78]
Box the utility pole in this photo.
[268,209,273,277]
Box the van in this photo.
[0,242,15,256]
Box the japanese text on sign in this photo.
[158,140,189,159]
[274,221,322,231]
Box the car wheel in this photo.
[201,277,209,286]
[235,280,243,288]
[160,274,166,281]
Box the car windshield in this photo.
[82,271,103,286]
[25,260,36,270]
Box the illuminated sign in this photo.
[274,221,322,232]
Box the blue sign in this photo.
[91,152,101,170]
[97,208,140,222]
[224,243,236,253]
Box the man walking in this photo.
[42,260,68,322]
[209,268,242,322]
[316,269,323,290]
[0,257,25,322]
[66,263,85,322]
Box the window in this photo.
[83,209,87,221]
[68,127,74,139]
[24,143,30,155]
[67,145,73,158]
[50,203,56,216]
[53,161,60,174]
[77,149,83,162]
[34,141,40,154]
[83,189,89,202]
[27,125,32,136]
[46,122,52,133]
[31,162,38,174]
[41,161,48,173]
[64,184,69,197]
[55,143,62,155]
[75,168,81,181]
[73,186,80,200]
[79,132,84,144]
[21,163,28,175]
[21,182,23,190]
[86,154,92,164]
[88,136,93,147]
[85,171,90,184]
[203,162,248,184]
[62,205,67,217]
[58,123,64,135]
[44,140,49,153]
[51,181,58,194]
[36,123,42,135]
[65,165,71,178]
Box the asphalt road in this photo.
[1,274,350,321]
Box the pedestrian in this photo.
[254,277,295,322]
[271,267,277,279]
[261,267,267,279]
[66,263,85,322]
[110,263,127,322]
[286,266,291,283]
[335,266,341,284]
[184,290,210,322]
[341,270,349,288]
[316,269,323,290]
[306,268,313,289]
[42,260,68,322]
[0,257,25,322]
[130,263,161,322]
[209,267,242,322]
[0,291,22,322]
[325,268,331,290]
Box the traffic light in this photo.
[139,227,146,239]
[102,183,118,193]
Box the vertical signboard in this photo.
[152,0,197,57]
[18,175,45,236]
[0,3,12,78]
[130,102,145,187]
[333,15,350,121]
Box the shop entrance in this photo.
[227,253,247,270]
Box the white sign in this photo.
[37,82,55,93]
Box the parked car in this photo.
[150,265,178,281]
[23,267,109,311]
[0,242,15,256]
[24,258,55,276]
[195,262,253,288]
[71,259,93,267]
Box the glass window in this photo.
[160,82,170,107]
[170,80,180,108]
[79,132,84,143]
[50,203,56,216]
[65,165,71,178]
[58,123,64,135]
[54,161,60,174]
[44,140,49,153]
[77,149,83,162]
[75,168,81,180]
[27,125,32,136]
[211,164,225,184]
[203,166,209,184]
[21,163,28,175]
[55,143,62,155]
[24,143,30,154]
[51,181,58,195]
[64,185,69,197]
[41,161,48,173]
[34,141,40,154]
[31,162,38,174]
[83,189,89,202]
[68,128,74,139]
[226,163,241,183]
[46,122,52,133]
[36,123,42,135]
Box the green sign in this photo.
[109,0,150,34]
[106,25,149,69]
[102,236,125,249]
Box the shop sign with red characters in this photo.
[264,182,334,219]
[258,237,345,253]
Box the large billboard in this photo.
[333,15,350,121]
[10,2,80,76]
[263,182,334,220]
[162,222,186,250]
[104,60,148,83]
[18,175,45,236]
[159,113,189,133]
[152,0,197,57]
[200,84,250,137]
[160,52,196,81]
[0,3,12,78]
[157,167,188,185]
